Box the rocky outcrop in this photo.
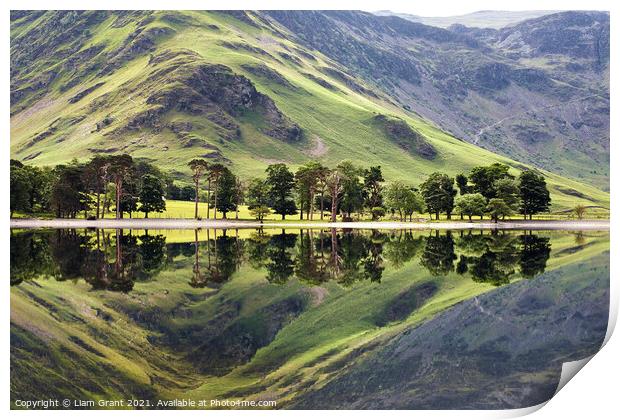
[373,115,436,159]
[121,51,302,142]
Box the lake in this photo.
[10,228,609,409]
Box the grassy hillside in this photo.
[10,11,609,213]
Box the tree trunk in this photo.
[194,180,199,219]
[282,213,285,220]
[435,210,439,220]
[213,183,218,220]
[331,188,338,222]
[468,215,472,221]
[206,179,211,219]
[447,212,452,220]
[145,212,149,219]
[115,180,122,219]
[96,192,101,219]
[310,192,314,220]
[320,191,324,220]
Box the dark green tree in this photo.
[420,172,457,219]
[247,178,271,221]
[10,166,32,217]
[50,163,91,218]
[266,163,297,220]
[212,168,238,219]
[363,166,385,218]
[519,170,551,219]
[469,163,512,200]
[139,174,166,218]
[455,173,470,195]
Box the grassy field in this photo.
[12,198,610,221]
[9,11,610,214]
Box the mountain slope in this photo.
[266,10,610,190]
[10,11,609,211]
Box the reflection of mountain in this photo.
[9,228,610,408]
[292,253,609,409]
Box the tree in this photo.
[295,161,327,220]
[208,163,227,219]
[188,159,209,219]
[212,168,237,219]
[487,198,513,223]
[455,173,470,195]
[455,193,486,221]
[51,163,91,218]
[109,154,134,219]
[10,167,32,217]
[420,172,457,219]
[469,163,512,200]
[326,161,360,222]
[139,174,166,218]
[385,181,422,221]
[340,167,364,220]
[233,178,245,220]
[363,166,385,218]
[573,204,587,219]
[494,177,520,215]
[266,163,297,220]
[518,170,551,219]
[403,190,424,221]
[180,186,195,201]
[247,178,271,221]
[84,156,111,218]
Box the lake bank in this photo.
[9,218,610,231]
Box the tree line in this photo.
[10,155,551,221]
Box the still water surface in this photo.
[10,228,609,409]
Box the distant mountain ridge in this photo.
[374,10,562,29]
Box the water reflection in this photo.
[11,228,554,290]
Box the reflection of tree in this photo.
[10,231,55,285]
[361,231,386,283]
[189,229,246,288]
[138,233,166,279]
[246,230,271,269]
[266,231,297,284]
[295,230,330,285]
[383,231,424,268]
[420,231,457,276]
[452,231,550,285]
[519,234,551,278]
[189,229,207,288]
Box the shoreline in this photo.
[9,218,610,231]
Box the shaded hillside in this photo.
[9,11,609,211]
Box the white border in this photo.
[3,1,618,419]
